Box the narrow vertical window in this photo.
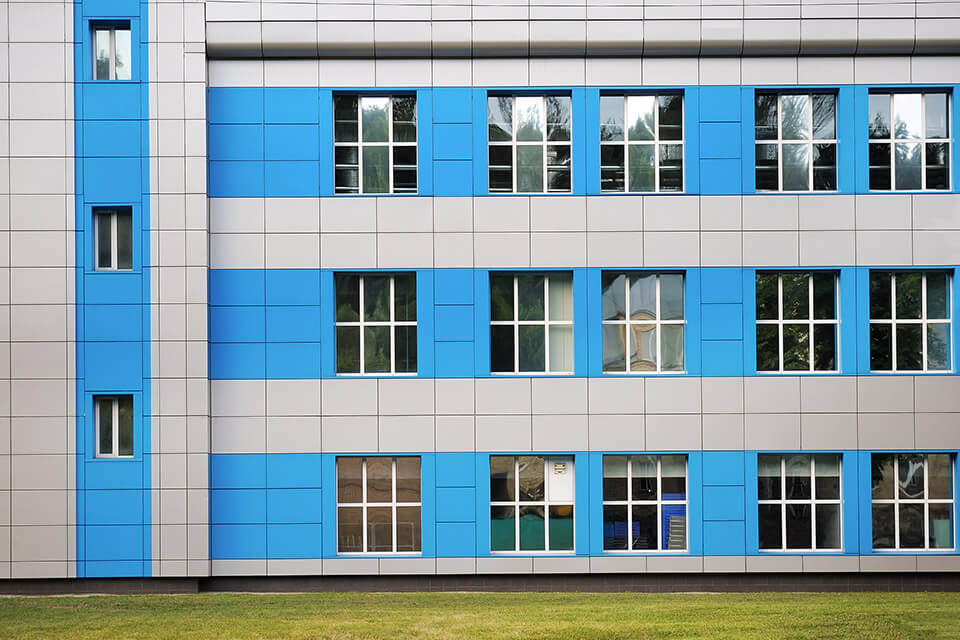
[755,93,837,191]
[869,92,951,191]
[335,273,417,375]
[756,272,839,373]
[872,453,954,551]
[600,94,684,192]
[602,455,688,552]
[94,207,134,271]
[95,395,134,458]
[334,95,417,194]
[490,273,574,374]
[758,454,842,551]
[92,24,131,81]
[490,456,575,552]
[601,272,685,373]
[869,271,952,372]
[337,457,422,554]
[488,95,572,193]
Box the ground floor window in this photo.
[337,456,421,553]
[872,453,954,551]
[602,455,687,551]
[490,455,575,552]
[758,454,842,551]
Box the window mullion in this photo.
[361,459,368,552]
[543,276,551,373]
[388,98,394,194]
[808,274,815,372]
[780,457,787,550]
[810,457,818,550]
[777,275,785,372]
[514,457,521,552]
[357,100,365,194]
[359,277,366,374]
[389,276,396,375]
[921,274,929,372]
[893,456,900,550]
[392,458,398,553]
[111,398,119,457]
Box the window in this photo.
[488,95,571,193]
[602,455,687,552]
[872,453,954,551]
[92,24,131,81]
[490,273,573,374]
[756,272,838,373]
[600,94,683,192]
[94,207,133,271]
[95,395,133,458]
[601,272,684,373]
[334,95,417,194]
[490,456,574,552]
[869,92,950,191]
[337,457,421,554]
[869,271,952,372]
[755,93,837,191]
[335,273,416,375]
[758,454,842,551]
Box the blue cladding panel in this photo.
[208,88,265,124]
[208,124,264,161]
[434,124,473,160]
[267,489,323,524]
[265,125,321,161]
[702,451,745,485]
[264,161,320,197]
[212,524,267,559]
[266,342,322,378]
[267,453,323,488]
[267,524,323,558]
[210,343,266,379]
[699,123,741,159]
[84,158,141,202]
[699,86,741,122]
[84,342,143,391]
[434,161,473,196]
[84,561,145,578]
[210,307,266,342]
[703,486,745,521]
[433,88,473,123]
[437,487,476,522]
[437,522,477,557]
[265,88,321,124]
[265,270,322,306]
[703,521,746,555]
[86,525,143,561]
[435,269,474,305]
[211,489,267,524]
[209,161,266,197]
[83,121,142,156]
[701,304,743,340]
[700,159,743,194]
[701,267,742,304]
[266,307,323,342]
[84,305,142,341]
[436,306,474,341]
[85,489,143,525]
[211,270,266,306]
[82,83,141,120]
[435,341,475,378]
[437,452,476,486]
[211,454,268,489]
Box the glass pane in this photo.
[659,144,683,192]
[117,395,133,456]
[334,96,359,143]
[812,143,837,191]
[336,326,360,374]
[631,455,657,500]
[601,273,626,321]
[603,505,628,550]
[94,29,111,80]
[898,503,924,549]
[782,144,810,191]
[925,93,948,138]
[546,96,571,141]
[363,276,390,322]
[868,94,891,139]
[96,213,112,269]
[392,149,417,193]
[894,142,922,190]
[869,143,892,190]
[362,146,389,193]
[361,97,389,143]
[490,456,515,502]
[895,324,922,371]
[872,503,895,549]
[662,504,686,550]
[661,325,684,372]
[629,274,656,321]
[630,324,657,371]
[366,457,393,502]
[599,96,624,141]
[928,454,953,499]
[756,324,780,372]
[114,28,131,80]
[490,274,515,322]
[928,324,951,371]
[631,504,657,550]
[781,95,810,140]
[97,397,113,455]
[898,453,925,500]
[661,455,686,499]
[116,212,132,270]
[337,507,363,552]
[871,454,895,499]
[930,504,954,550]
[490,325,515,373]
[603,456,628,501]
[785,503,812,549]
[602,324,626,373]
[548,325,573,373]
[396,457,420,502]
[755,144,779,191]
[394,325,417,374]
[548,505,574,551]
[393,274,417,322]
[546,146,571,192]
[814,454,841,500]
[516,97,544,142]
[396,506,421,552]
[516,145,544,193]
[518,456,545,502]
[816,504,842,550]
[519,505,545,551]
[367,506,393,552]
[660,274,684,321]
[600,145,625,192]
[812,273,836,319]
[658,95,683,141]
[335,274,360,322]
[491,505,516,551]
[782,273,809,320]
[758,455,781,500]
[755,94,778,140]
[758,504,782,550]
[893,93,922,139]
[517,275,545,321]
[812,94,836,139]
[488,145,513,192]
[627,95,656,141]
[756,273,779,320]
[783,324,810,371]
[364,325,391,373]
[785,455,812,500]
[548,275,573,322]
[392,96,417,143]
[337,457,363,503]
[925,142,950,190]
[870,272,892,319]
[488,96,513,142]
[813,324,836,372]
[628,144,655,192]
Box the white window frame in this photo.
[335,274,417,376]
[755,93,838,192]
[756,272,840,373]
[336,456,422,555]
[601,272,685,374]
[872,454,955,552]
[94,208,132,271]
[602,455,689,553]
[490,273,574,375]
[333,95,417,195]
[95,395,133,459]
[868,92,952,192]
[92,24,131,81]
[599,94,685,193]
[490,455,575,554]
[758,454,843,552]
[869,271,953,373]
[488,95,572,194]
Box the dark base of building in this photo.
[3,573,960,595]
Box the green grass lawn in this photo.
[0,592,958,639]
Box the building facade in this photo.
[0,0,958,581]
